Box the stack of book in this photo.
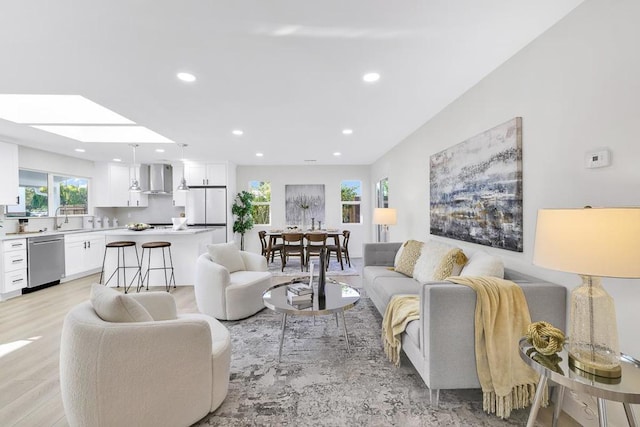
[287,282,313,308]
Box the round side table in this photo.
[519,337,640,427]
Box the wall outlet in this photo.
[585,148,611,168]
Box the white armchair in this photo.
[194,246,272,320]
[60,285,231,427]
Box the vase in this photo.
[301,210,307,231]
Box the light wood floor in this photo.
[0,273,575,426]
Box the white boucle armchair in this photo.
[194,249,272,320]
[60,289,231,427]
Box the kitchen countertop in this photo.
[103,227,217,236]
[0,226,220,241]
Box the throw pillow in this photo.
[206,241,246,273]
[460,250,504,278]
[393,243,405,268]
[90,284,153,323]
[394,240,424,277]
[413,241,468,284]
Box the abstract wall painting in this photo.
[430,117,523,252]
[285,184,325,227]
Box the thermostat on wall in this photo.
[585,148,610,168]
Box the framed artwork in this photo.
[430,117,523,252]
[285,184,325,226]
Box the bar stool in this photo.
[99,241,141,294]
[138,241,176,292]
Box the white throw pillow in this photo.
[90,284,153,323]
[460,251,504,278]
[207,241,246,273]
[394,243,405,268]
[413,241,467,284]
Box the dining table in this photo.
[265,229,344,269]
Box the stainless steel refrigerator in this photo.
[185,186,227,243]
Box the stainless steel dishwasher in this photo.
[27,235,65,288]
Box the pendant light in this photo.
[129,144,142,192]
[177,143,189,192]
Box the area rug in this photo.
[195,298,533,426]
[267,257,360,277]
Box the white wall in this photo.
[236,165,371,257]
[371,0,639,423]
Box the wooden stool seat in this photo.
[139,241,176,292]
[105,241,136,248]
[141,241,171,249]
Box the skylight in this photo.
[0,94,134,124]
[31,125,174,143]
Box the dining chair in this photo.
[259,230,282,263]
[280,233,305,272]
[326,230,350,269]
[304,232,327,272]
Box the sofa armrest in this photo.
[128,291,178,321]
[363,242,402,267]
[419,278,567,390]
[241,251,268,271]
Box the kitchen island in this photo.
[102,227,224,288]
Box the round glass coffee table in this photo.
[262,277,360,362]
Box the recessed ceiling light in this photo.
[342,129,353,135]
[113,158,122,162]
[333,152,341,156]
[232,129,244,136]
[256,152,264,157]
[0,94,134,124]
[177,72,196,82]
[74,148,86,153]
[31,125,174,143]
[155,148,165,153]
[363,72,381,83]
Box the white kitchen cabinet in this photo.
[94,162,148,207]
[185,163,226,186]
[172,163,187,207]
[64,232,105,277]
[1,239,27,299]
[0,141,19,205]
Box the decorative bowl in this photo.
[126,223,150,231]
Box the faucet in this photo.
[54,206,69,230]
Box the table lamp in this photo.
[533,207,640,379]
[373,208,397,242]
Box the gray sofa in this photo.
[363,242,567,405]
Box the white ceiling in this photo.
[0,1,584,166]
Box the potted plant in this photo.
[232,190,254,250]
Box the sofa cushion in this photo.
[395,240,424,277]
[90,284,153,323]
[460,251,504,278]
[207,241,246,273]
[413,241,468,284]
[366,275,422,310]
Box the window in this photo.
[53,175,88,215]
[6,170,88,217]
[7,170,49,217]
[341,180,361,224]
[249,180,271,225]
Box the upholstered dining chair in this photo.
[304,232,327,271]
[280,232,305,272]
[258,230,282,263]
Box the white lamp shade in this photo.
[533,207,640,278]
[373,208,397,226]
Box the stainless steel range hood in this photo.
[141,164,173,194]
